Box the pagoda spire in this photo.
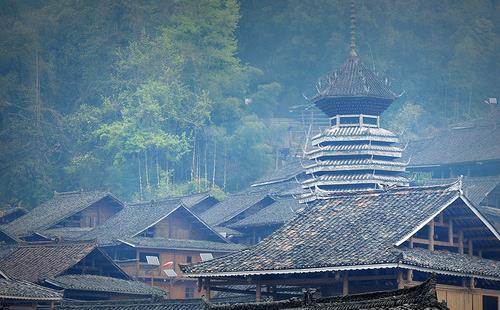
[350,0,358,57]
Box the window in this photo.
[362,116,378,126]
[339,116,359,125]
[139,252,160,263]
[140,227,155,238]
[186,256,192,264]
[483,296,498,310]
[185,287,194,299]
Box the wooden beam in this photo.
[342,272,349,296]
[412,238,455,247]
[449,216,478,221]
[461,227,490,232]
[208,274,399,288]
[469,236,497,241]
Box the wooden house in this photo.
[0,241,129,282]
[44,274,165,301]
[81,198,245,299]
[0,275,62,310]
[406,110,500,181]
[204,277,448,310]
[183,182,500,310]
[0,206,27,224]
[1,190,124,241]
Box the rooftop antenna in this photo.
[350,0,358,57]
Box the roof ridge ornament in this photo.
[350,0,358,57]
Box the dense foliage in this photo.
[0,0,498,208]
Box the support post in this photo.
[409,237,414,248]
[205,279,211,301]
[406,269,413,283]
[469,277,475,289]
[256,278,262,302]
[468,239,473,256]
[397,270,404,289]
[428,220,435,251]
[448,220,453,245]
[342,272,349,296]
[458,231,464,254]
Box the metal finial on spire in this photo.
[350,0,358,57]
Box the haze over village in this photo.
[0,0,499,309]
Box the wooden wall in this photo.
[436,285,499,310]
[152,210,207,240]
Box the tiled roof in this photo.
[313,56,396,117]
[38,227,94,241]
[46,274,165,297]
[184,183,499,280]
[415,176,500,207]
[214,226,245,238]
[0,278,62,301]
[229,197,303,228]
[398,247,500,279]
[0,227,19,244]
[119,237,245,252]
[179,192,217,209]
[305,159,406,174]
[58,300,204,310]
[406,119,500,166]
[306,144,403,158]
[200,192,272,226]
[478,206,500,232]
[0,241,97,282]
[315,56,396,101]
[301,173,409,186]
[206,277,445,310]
[2,191,122,237]
[312,127,398,144]
[81,199,182,245]
[252,159,309,187]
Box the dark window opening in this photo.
[186,256,192,263]
[141,227,155,238]
[185,287,194,299]
[330,118,337,126]
[362,116,378,126]
[139,252,160,263]
[483,295,497,310]
[339,116,359,125]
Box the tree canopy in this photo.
[0,0,498,208]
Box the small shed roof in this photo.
[0,278,62,301]
[45,274,165,297]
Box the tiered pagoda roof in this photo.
[300,5,408,201]
[314,54,397,117]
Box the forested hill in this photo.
[0,0,498,209]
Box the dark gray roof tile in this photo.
[0,278,62,301]
[184,183,499,280]
[3,191,122,237]
[46,274,165,297]
[119,237,245,252]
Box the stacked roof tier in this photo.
[301,123,409,202]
